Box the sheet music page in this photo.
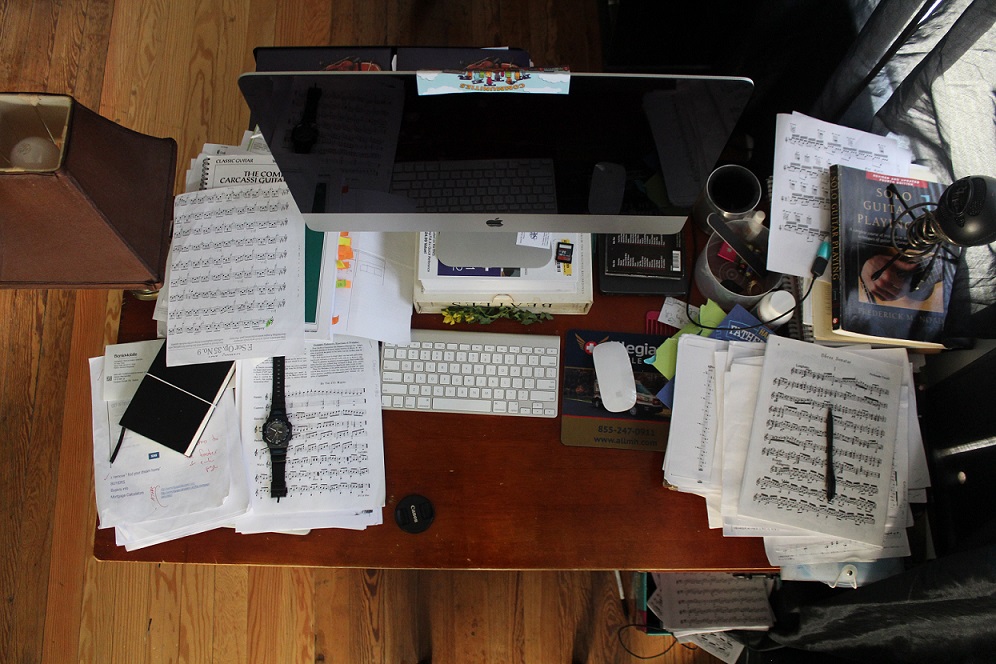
[683,631,745,664]
[664,335,728,490]
[738,336,903,545]
[234,338,385,532]
[767,112,911,278]
[647,573,773,632]
[763,528,911,565]
[167,183,305,366]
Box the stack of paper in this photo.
[91,337,387,548]
[89,131,409,550]
[165,133,416,346]
[232,340,385,533]
[90,342,249,550]
[644,572,774,664]
[664,335,930,584]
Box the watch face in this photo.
[262,418,292,447]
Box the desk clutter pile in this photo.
[663,333,929,585]
[90,133,396,550]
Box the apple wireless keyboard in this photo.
[380,329,561,418]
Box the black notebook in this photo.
[119,341,235,456]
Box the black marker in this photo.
[110,427,126,465]
[825,407,836,502]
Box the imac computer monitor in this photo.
[238,70,753,267]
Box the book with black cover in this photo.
[597,233,689,295]
[119,341,235,456]
[828,164,958,346]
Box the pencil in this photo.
[825,407,836,502]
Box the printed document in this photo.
[234,339,385,533]
[89,358,248,549]
[768,112,911,278]
[167,183,306,366]
[737,337,903,545]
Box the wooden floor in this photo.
[0,2,720,662]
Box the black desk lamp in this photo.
[868,175,996,288]
[898,175,996,251]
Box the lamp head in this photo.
[933,175,996,247]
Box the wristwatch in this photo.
[261,356,292,500]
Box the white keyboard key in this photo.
[432,398,493,413]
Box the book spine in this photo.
[828,165,843,330]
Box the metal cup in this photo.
[691,164,762,232]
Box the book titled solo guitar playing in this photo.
[829,164,959,346]
[119,341,235,456]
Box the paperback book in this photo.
[598,232,689,295]
[827,164,958,347]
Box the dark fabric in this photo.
[768,545,996,663]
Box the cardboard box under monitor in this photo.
[0,93,176,289]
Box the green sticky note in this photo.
[697,299,727,333]
[646,300,728,380]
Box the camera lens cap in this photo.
[395,494,434,534]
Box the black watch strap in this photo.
[270,448,288,500]
[271,356,286,415]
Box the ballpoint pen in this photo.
[825,406,836,502]
[109,426,126,465]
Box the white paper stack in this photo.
[90,343,249,551]
[664,335,931,583]
[232,339,385,533]
[90,336,388,548]
[645,572,774,664]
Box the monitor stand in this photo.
[435,232,552,269]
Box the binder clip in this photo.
[830,564,858,589]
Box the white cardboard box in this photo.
[414,233,593,314]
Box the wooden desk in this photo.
[95,276,774,572]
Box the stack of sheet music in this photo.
[87,131,405,550]
[90,337,386,550]
[644,572,774,664]
[160,132,415,345]
[664,334,930,586]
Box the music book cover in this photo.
[119,341,235,456]
[828,164,958,346]
[560,329,669,451]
